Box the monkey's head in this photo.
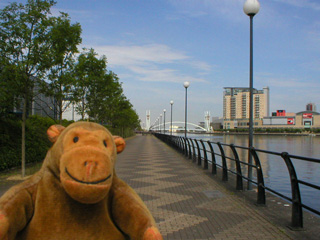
[46,122,125,204]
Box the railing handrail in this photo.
[152,133,320,230]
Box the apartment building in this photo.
[223,87,269,129]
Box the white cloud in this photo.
[190,61,213,72]
[94,44,188,66]
[128,65,206,83]
[90,44,210,84]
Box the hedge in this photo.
[0,116,58,171]
[0,116,136,171]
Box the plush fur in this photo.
[0,122,162,240]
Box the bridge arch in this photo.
[150,121,207,132]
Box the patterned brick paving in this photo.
[1,134,317,239]
[116,135,294,240]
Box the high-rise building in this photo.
[223,87,270,129]
[306,103,316,112]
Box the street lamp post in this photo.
[183,81,190,138]
[160,114,162,133]
[170,100,174,135]
[243,0,260,190]
[163,109,166,134]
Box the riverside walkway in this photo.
[116,134,320,240]
[0,134,319,239]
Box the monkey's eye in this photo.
[103,140,107,147]
[73,136,79,143]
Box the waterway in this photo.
[174,133,320,214]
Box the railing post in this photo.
[190,139,197,162]
[229,144,243,191]
[194,139,202,166]
[200,140,208,169]
[175,136,180,150]
[186,138,192,159]
[180,137,184,154]
[172,136,176,148]
[177,137,183,153]
[179,137,184,153]
[183,137,188,157]
[207,141,217,175]
[250,147,266,205]
[281,152,303,230]
[217,142,228,181]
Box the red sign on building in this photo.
[303,113,313,119]
[276,110,286,116]
[287,118,294,125]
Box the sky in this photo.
[1,0,320,127]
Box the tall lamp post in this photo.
[170,100,174,135]
[163,109,166,134]
[160,114,162,133]
[183,81,190,138]
[243,0,260,190]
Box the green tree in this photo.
[0,61,20,116]
[112,99,140,131]
[43,12,82,123]
[73,48,107,120]
[73,53,140,132]
[96,71,124,124]
[99,72,140,133]
[0,0,75,177]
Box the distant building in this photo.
[306,103,316,112]
[276,110,286,116]
[271,110,295,117]
[263,111,320,128]
[222,88,320,129]
[296,111,320,128]
[31,83,56,119]
[211,117,223,130]
[14,81,56,119]
[223,87,269,129]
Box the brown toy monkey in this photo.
[0,122,162,240]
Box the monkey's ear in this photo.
[47,125,65,143]
[113,136,126,154]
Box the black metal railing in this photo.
[153,133,320,230]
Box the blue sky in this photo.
[2,0,320,126]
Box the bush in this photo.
[310,128,320,133]
[0,116,57,171]
[0,116,135,171]
[0,118,22,171]
[107,126,136,138]
[25,115,56,166]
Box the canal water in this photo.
[175,133,320,214]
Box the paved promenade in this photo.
[116,134,320,240]
[1,134,319,239]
